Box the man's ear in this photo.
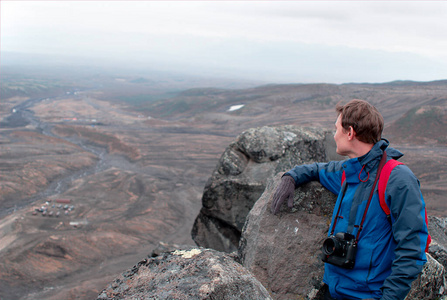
[348,126,356,140]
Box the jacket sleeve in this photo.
[284,160,345,195]
[380,164,428,300]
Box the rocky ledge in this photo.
[97,247,272,300]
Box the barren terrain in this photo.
[0,71,446,299]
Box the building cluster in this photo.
[32,199,75,218]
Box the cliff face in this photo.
[191,126,343,252]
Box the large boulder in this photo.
[192,126,340,252]
[239,173,447,300]
[97,247,272,300]
[239,173,336,300]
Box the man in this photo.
[271,99,429,300]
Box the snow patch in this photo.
[228,104,245,112]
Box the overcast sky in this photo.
[2,1,447,84]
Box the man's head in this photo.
[335,99,384,145]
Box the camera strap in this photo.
[330,151,388,242]
[355,151,388,242]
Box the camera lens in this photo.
[322,237,337,255]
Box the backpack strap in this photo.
[378,159,404,218]
[378,159,431,252]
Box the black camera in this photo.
[321,232,357,269]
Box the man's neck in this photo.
[347,141,374,159]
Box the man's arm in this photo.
[380,165,429,300]
[285,161,345,195]
[271,161,345,214]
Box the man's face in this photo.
[334,114,350,156]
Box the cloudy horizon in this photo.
[2,1,447,84]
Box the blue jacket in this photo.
[285,140,429,300]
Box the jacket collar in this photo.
[342,139,403,183]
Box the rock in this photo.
[97,248,272,300]
[406,253,446,300]
[422,216,447,300]
[149,241,195,257]
[428,216,447,269]
[192,126,340,252]
[239,173,337,300]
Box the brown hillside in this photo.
[384,97,447,145]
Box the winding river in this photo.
[0,96,110,217]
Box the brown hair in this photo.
[336,99,384,144]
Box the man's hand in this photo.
[271,175,296,214]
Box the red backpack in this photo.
[341,159,431,252]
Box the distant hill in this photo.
[2,65,446,144]
[384,97,447,145]
[139,81,447,137]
